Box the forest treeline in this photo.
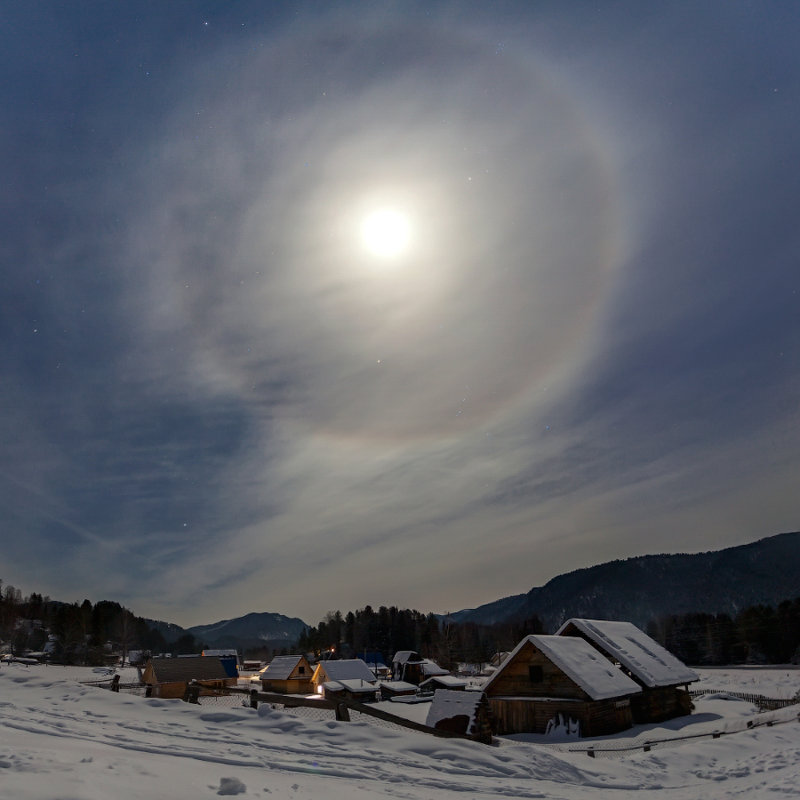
[301,598,800,667]
[3,576,800,667]
[647,597,800,665]
[0,581,204,664]
[296,605,544,669]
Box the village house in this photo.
[311,658,377,695]
[392,651,449,685]
[141,656,235,699]
[556,618,698,723]
[256,654,314,695]
[392,651,426,684]
[201,649,239,681]
[482,634,642,737]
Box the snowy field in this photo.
[1,664,799,799]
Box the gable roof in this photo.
[484,635,642,701]
[316,658,376,683]
[421,659,449,677]
[146,656,229,684]
[392,650,422,665]
[556,619,699,688]
[260,654,308,680]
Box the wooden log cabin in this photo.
[482,635,642,737]
[141,656,235,699]
[256,654,314,695]
[311,658,377,694]
[556,618,698,724]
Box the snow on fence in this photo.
[689,688,799,711]
[84,679,799,756]
[565,700,800,759]
[85,679,492,744]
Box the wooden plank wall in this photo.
[486,641,586,700]
[489,697,633,737]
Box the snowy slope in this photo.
[1,664,800,799]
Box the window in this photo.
[298,666,305,674]
[528,665,543,683]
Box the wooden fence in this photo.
[689,689,800,711]
[219,686,492,743]
[85,678,492,744]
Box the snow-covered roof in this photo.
[379,681,418,692]
[145,656,230,684]
[557,619,699,688]
[484,635,642,701]
[420,674,468,689]
[392,650,422,665]
[317,659,376,683]
[260,655,307,680]
[336,679,378,693]
[421,659,449,677]
[425,689,484,735]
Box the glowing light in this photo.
[360,209,411,258]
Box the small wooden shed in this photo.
[556,618,698,724]
[483,635,642,737]
[392,651,426,684]
[257,654,314,695]
[322,678,379,702]
[141,656,234,699]
[379,680,418,700]
[312,659,377,694]
[419,674,468,693]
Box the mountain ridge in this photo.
[446,530,800,631]
[144,611,309,652]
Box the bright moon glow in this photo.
[360,209,411,258]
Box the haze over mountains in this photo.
[147,532,800,651]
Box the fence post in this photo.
[111,674,120,693]
[183,681,201,704]
[335,703,350,722]
[586,747,595,758]
[250,689,259,709]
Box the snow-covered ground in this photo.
[693,666,800,699]
[1,663,799,799]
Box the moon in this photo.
[360,209,412,259]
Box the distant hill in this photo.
[186,612,309,651]
[144,612,309,652]
[449,531,800,632]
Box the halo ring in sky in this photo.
[141,20,622,443]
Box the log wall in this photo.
[489,696,633,737]
[486,641,586,700]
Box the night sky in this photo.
[2,2,798,627]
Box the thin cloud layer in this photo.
[1,3,798,626]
